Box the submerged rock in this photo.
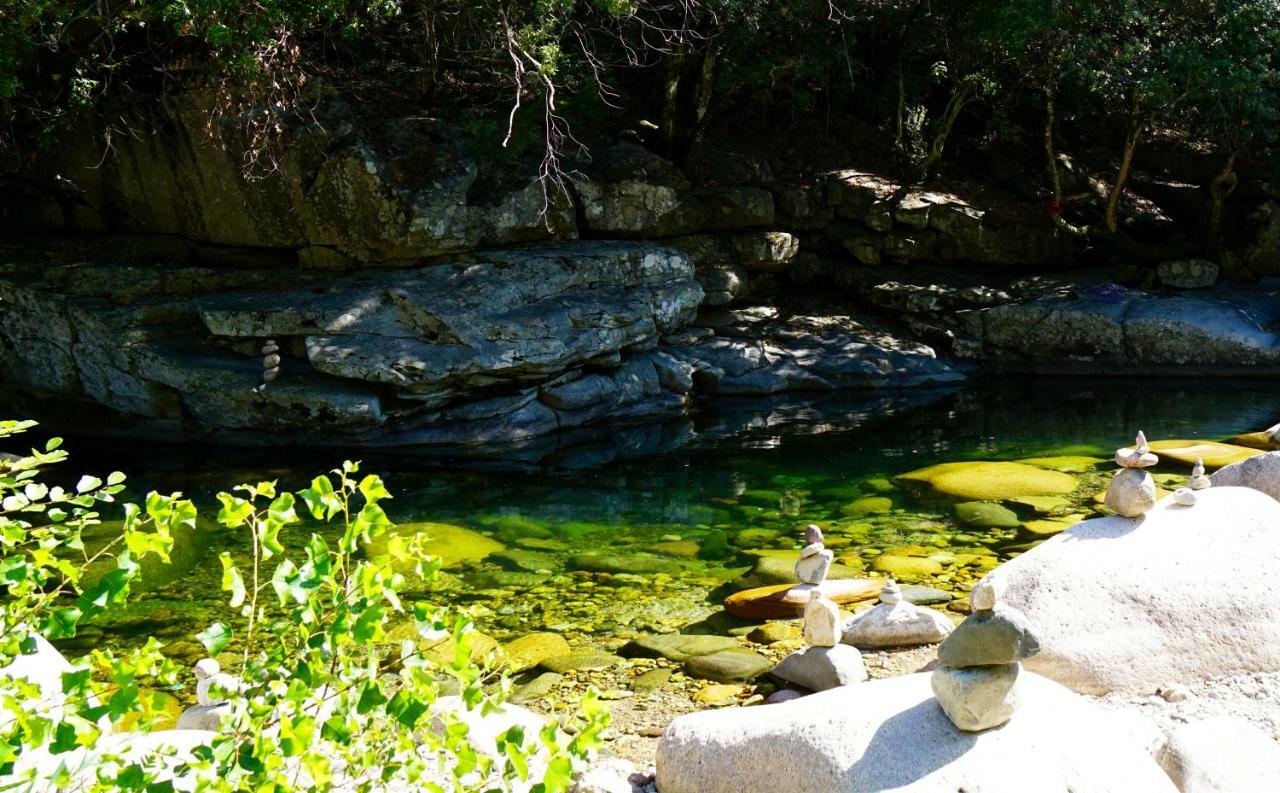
[894,461,1077,502]
[366,522,503,572]
[655,671,1176,793]
[1146,440,1262,469]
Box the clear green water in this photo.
[11,378,1278,677]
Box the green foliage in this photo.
[0,421,609,790]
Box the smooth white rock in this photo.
[970,579,998,611]
[1105,467,1157,517]
[980,487,1280,694]
[1156,716,1280,793]
[841,600,954,649]
[1210,451,1280,502]
[570,757,648,793]
[656,671,1177,793]
[0,634,74,725]
[931,663,1019,732]
[803,592,841,647]
[798,541,823,559]
[177,702,230,731]
[1116,449,1160,468]
[772,645,867,691]
[879,578,903,605]
[794,549,833,585]
[1188,476,1212,490]
[1174,488,1197,506]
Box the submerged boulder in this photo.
[894,461,1077,502]
[981,486,1280,694]
[656,671,1176,793]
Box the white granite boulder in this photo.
[981,486,1280,694]
[1211,451,1280,503]
[772,645,867,691]
[842,599,954,649]
[656,671,1176,793]
[1156,716,1280,793]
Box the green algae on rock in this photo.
[953,502,1021,529]
[840,496,894,517]
[367,521,503,571]
[1015,456,1106,473]
[869,554,944,581]
[1147,440,1262,469]
[503,632,573,672]
[895,461,1078,502]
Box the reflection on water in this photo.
[5,378,1278,675]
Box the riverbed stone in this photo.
[504,633,573,672]
[620,634,738,662]
[747,622,798,645]
[540,652,622,674]
[953,501,1021,528]
[931,663,1020,732]
[894,461,1078,502]
[724,579,882,619]
[568,553,682,575]
[981,486,1280,694]
[683,649,773,682]
[655,671,1177,793]
[731,553,864,589]
[511,672,563,704]
[367,522,503,571]
[840,496,893,517]
[937,606,1041,667]
[772,645,868,691]
[868,554,943,581]
[803,593,841,647]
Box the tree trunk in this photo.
[915,84,970,182]
[1043,88,1091,236]
[661,51,685,159]
[1104,115,1144,235]
[1208,153,1237,243]
[690,46,718,144]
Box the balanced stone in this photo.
[937,606,1041,668]
[969,579,998,611]
[803,591,841,647]
[1188,458,1211,491]
[772,645,868,692]
[841,580,954,649]
[1116,430,1159,468]
[794,525,832,585]
[1105,467,1157,517]
[1174,488,1197,506]
[931,662,1020,732]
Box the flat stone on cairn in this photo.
[931,586,1042,732]
[1105,431,1159,517]
[773,589,867,692]
[841,579,954,649]
[794,524,833,585]
[1188,457,1211,491]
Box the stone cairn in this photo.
[1174,457,1212,506]
[794,524,833,585]
[261,339,281,385]
[931,580,1041,731]
[841,578,954,649]
[770,526,868,692]
[1105,430,1159,517]
[176,658,238,730]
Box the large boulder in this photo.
[1210,451,1280,502]
[656,671,1177,793]
[1156,716,1280,793]
[981,487,1280,695]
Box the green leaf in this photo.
[219,552,246,608]
[216,493,254,528]
[197,623,233,654]
[75,475,102,494]
[357,474,392,504]
[356,681,388,714]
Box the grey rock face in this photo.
[1210,451,1280,502]
[1156,259,1219,289]
[937,606,1042,668]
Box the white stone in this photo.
[655,672,1177,793]
[841,600,954,649]
[0,633,74,725]
[798,541,823,559]
[970,579,998,611]
[803,591,841,647]
[980,487,1280,694]
[177,702,230,730]
[9,730,218,792]
[878,578,902,605]
[772,645,868,691]
[1105,467,1157,517]
[794,549,833,585]
[570,757,648,793]
[1156,716,1280,793]
[1211,450,1280,502]
[1174,488,1197,506]
[931,663,1019,732]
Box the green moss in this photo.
[840,496,894,517]
[895,461,1078,502]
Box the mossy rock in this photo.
[478,513,553,542]
[647,539,702,558]
[621,634,739,662]
[953,502,1021,529]
[511,671,562,704]
[1004,495,1074,516]
[367,522,503,571]
[747,622,799,645]
[895,461,1077,502]
[1227,432,1277,451]
[868,554,943,581]
[840,496,894,517]
[557,521,615,539]
[732,527,781,548]
[568,553,681,575]
[503,632,572,672]
[738,489,784,507]
[539,652,621,673]
[1017,514,1085,541]
[1147,440,1262,469]
[630,668,674,693]
[79,517,220,594]
[862,477,896,493]
[418,629,502,667]
[463,570,546,589]
[490,548,559,572]
[1015,455,1106,473]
